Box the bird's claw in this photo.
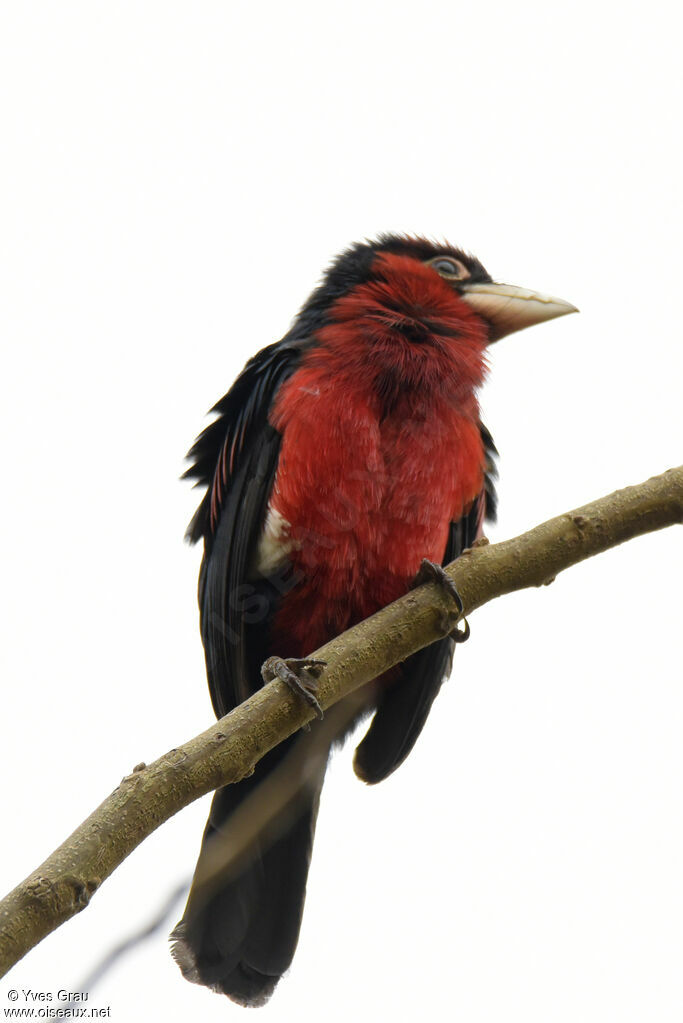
[261,656,326,720]
[446,613,471,644]
[413,559,464,612]
[413,558,470,643]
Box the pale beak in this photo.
[460,282,578,341]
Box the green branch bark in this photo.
[1,466,681,977]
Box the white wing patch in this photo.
[253,505,300,576]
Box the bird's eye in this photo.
[427,257,471,281]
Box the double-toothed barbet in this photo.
[171,235,576,1005]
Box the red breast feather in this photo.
[268,252,489,654]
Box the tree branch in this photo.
[1,466,681,977]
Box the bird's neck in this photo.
[305,257,489,412]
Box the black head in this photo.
[290,234,576,344]
[291,234,493,339]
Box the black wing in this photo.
[353,424,498,784]
[184,339,306,718]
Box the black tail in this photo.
[171,739,325,1007]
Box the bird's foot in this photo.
[412,558,470,644]
[261,656,326,720]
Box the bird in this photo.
[171,234,576,1005]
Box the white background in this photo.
[1,2,682,1021]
